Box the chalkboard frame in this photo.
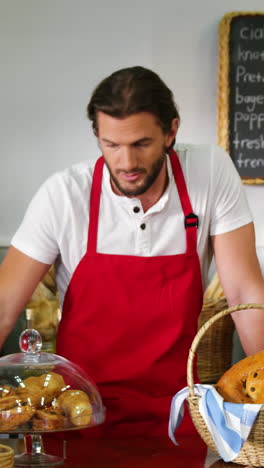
[218,11,264,185]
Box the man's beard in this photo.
[106,152,167,197]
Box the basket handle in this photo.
[187,303,264,396]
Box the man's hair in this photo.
[87,66,180,144]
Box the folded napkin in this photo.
[168,384,262,462]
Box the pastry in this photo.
[0,386,16,398]
[215,349,264,403]
[56,390,92,426]
[32,407,68,431]
[0,386,18,410]
[244,368,264,403]
[38,372,65,404]
[0,372,92,431]
[16,372,65,407]
[0,396,18,411]
[0,405,35,431]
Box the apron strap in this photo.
[87,156,104,253]
[169,149,198,253]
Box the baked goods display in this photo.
[215,349,264,403]
[0,371,95,432]
[0,329,105,435]
[0,330,105,467]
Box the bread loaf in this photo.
[215,349,264,403]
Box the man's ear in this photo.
[166,118,180,147]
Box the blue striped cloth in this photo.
[168,385,262,462]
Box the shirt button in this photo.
[140,223,146,230]
[133,206,140,213]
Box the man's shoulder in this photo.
[175,143,225,158]
[58,158,98,178]
[46,158,99,189]
[174,143,229,173]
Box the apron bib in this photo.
[56,150,204,438]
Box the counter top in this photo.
[1,434,253,467]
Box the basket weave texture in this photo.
[187,303,264,467]
[197,273,234,384]
[197,297,233,383]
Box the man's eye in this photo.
[134,142,150,148]
[106,143,119,148]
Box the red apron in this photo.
[56,149,204,438]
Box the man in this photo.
[0,66,264,438]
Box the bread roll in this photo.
[56,390,92,426]
[215,349,264,403]
[244,369,264,403]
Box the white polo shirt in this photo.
[11,144,252,306]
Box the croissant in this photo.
[0,396,18,411]
[0,405,35,431]
[32,407,69,431]
[37,372,66,405]
[56,390,92,426]
[216,349,264,403]
[0,385,18,411]
[21,376,41,387]
[0,385,16,398]
[16,372,65,407]
[16,383,43,408]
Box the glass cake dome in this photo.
[0,329,105,466]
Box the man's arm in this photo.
[211,222,264,356]
[0,246,51,350]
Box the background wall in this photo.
[0,0,264,270]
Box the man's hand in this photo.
[0,246,51,350]
[212,222,264,356]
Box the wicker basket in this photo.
[187,303,264,467]
[197,297,233,383]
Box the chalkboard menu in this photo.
[218,12,264,184]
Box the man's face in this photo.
[97,111,177,197]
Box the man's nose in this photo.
[121,147,138,171]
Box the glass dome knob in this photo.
[19,329,43,353]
